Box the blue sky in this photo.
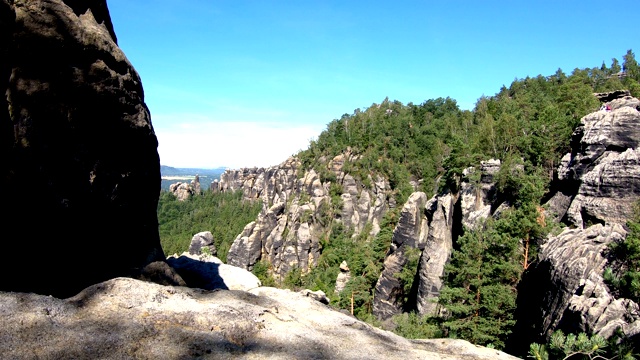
[107,0,639,169]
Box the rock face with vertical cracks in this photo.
[511,224,640,351]
[510,92,640,354]
[216,153,391,280]
[373,191,429,319]
[0,0,164,297]
[549,95,640,228]
[372,160,500,320]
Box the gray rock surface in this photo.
[566,148,640,227]
[459,159,500,230]
[416,193,456,316]
[511,93,640,353]
[167,252,261,291]
[0,0,165,297]
[373,192,429,319]
[169,181,196,201]
[221,152,390,280]
[188,231,217,257]
[335,260,352,294]
[515,224,640,344]
[547,94,640,228]
[0,277,519,360]
[373,161,501,320]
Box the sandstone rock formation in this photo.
[217,153,390,279]
[512,224,640,351]
[373,161,501,320]
[335,260,352,294]
[511,91,640,352]
[373,191,429,319]
[459,159,500,230]
[188,231,217,257]
[169,175,202,201]
[167,252,261,291]
[0,277,520,360]
[1,0,165,297]
[550,94,640,227]
[416,193,456,316]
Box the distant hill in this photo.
[160,165,226,191]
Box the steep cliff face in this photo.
[1,0,164,297]
[549,94,640,227]
[511,92,640,351]
[373,160,501,320]
[213,153,391,279]
[373,192,430,319]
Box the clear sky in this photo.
[106,0,639,169]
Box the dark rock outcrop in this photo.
[593,89,631,103]
[1,0,164,297]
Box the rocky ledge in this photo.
[0,277,519,360]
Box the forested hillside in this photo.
[300,49,638,200]
[158,190,262,260]
[158,50,640,358]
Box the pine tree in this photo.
[438,220,522,349]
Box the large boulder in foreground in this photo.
[0,277,519,360]
[0,0,164,297]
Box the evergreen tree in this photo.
[623,49,639,82]
[611,57,622,74]
[438,220,522,349]
[604,201,640,303]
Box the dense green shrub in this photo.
[157,190,262,261]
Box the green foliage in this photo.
[394,247,421,305]
[298,50,638,206]
[157,190,262,261]
[252,260,277,287]
[391,312,442,339]
[527,330,634,360]
[154,50,640,348]
[283,267,304,290]
[300,220,389,320]
[438,219,522,349]
[605,201,640,303]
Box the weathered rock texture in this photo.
[416,193,456,316]
[216,153,390,280]
[170,175,202,201]
[167,252,261,291]
[1,0,164,297]
[459,159,500,230]
[513,225,640,350]
[511,92,640,353]
[335,260,351,294]
[373,192,429,319]
[550,95,640,227]
[373,160,501,320]
[0,277,520,360]
[188,231,217,257]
